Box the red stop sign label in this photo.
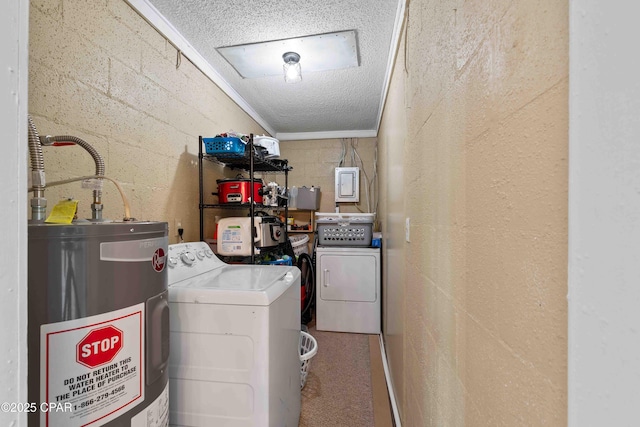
[76,325,123,368]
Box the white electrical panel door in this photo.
[319,254,377,302]
[335,167,360,202]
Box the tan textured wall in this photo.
[29,0,266,242]
[378,0,568,425]
[277,138,378,215]
[377,24,408,419]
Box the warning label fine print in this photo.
[40,304,145,427]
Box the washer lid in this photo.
[168,265,299,306]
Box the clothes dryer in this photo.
[167,242,301,427]
[315,246,381,334]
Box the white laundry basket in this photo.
[300,331,318,389]
[290,234,310,257]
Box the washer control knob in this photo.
[181,252,196,266]
[168,257,178,268]
[283,271,294,282]
[204,249,213,258]
[196,250,205,260]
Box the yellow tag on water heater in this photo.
[45,199,78,224]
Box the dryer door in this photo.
[318,253,378,302]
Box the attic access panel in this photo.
[217,30,359,79]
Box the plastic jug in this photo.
[290,186,298,209]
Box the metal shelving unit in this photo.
[198,134,291,263]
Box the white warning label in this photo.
[130,382,168,427]
[40,304,145,427]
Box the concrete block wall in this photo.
[277,138,377,215]
[28,0,266,242]
[378,0,568,425]
[377,18,408,420]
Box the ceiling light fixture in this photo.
[217,31,359,79]
[282,52,302,83]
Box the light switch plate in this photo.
[405,217,410,242]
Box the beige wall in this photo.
[276,138,378,215]
[377,19,408,418]
[29,0,267,242]
[378,0,569,425]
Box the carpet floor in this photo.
[299,325,377,427]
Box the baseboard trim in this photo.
[369,335,393,426]
[379,334,402,426]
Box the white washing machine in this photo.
[167,242,301,427]
[315,246,381,334]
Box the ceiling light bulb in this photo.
[282,52,302,83]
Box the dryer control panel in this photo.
[167,242,224,284]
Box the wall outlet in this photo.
[405,217,410,243]
[174,219,182,234]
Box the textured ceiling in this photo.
[129,0,402,139]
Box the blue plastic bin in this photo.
[203,137,245,155]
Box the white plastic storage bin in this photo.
[253,135,280,158]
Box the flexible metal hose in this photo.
[45,135,105,180]
[43,135,105,219]
[27,115,44,173]
[28,115,47,221]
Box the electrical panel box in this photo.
[335,167,360,202]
